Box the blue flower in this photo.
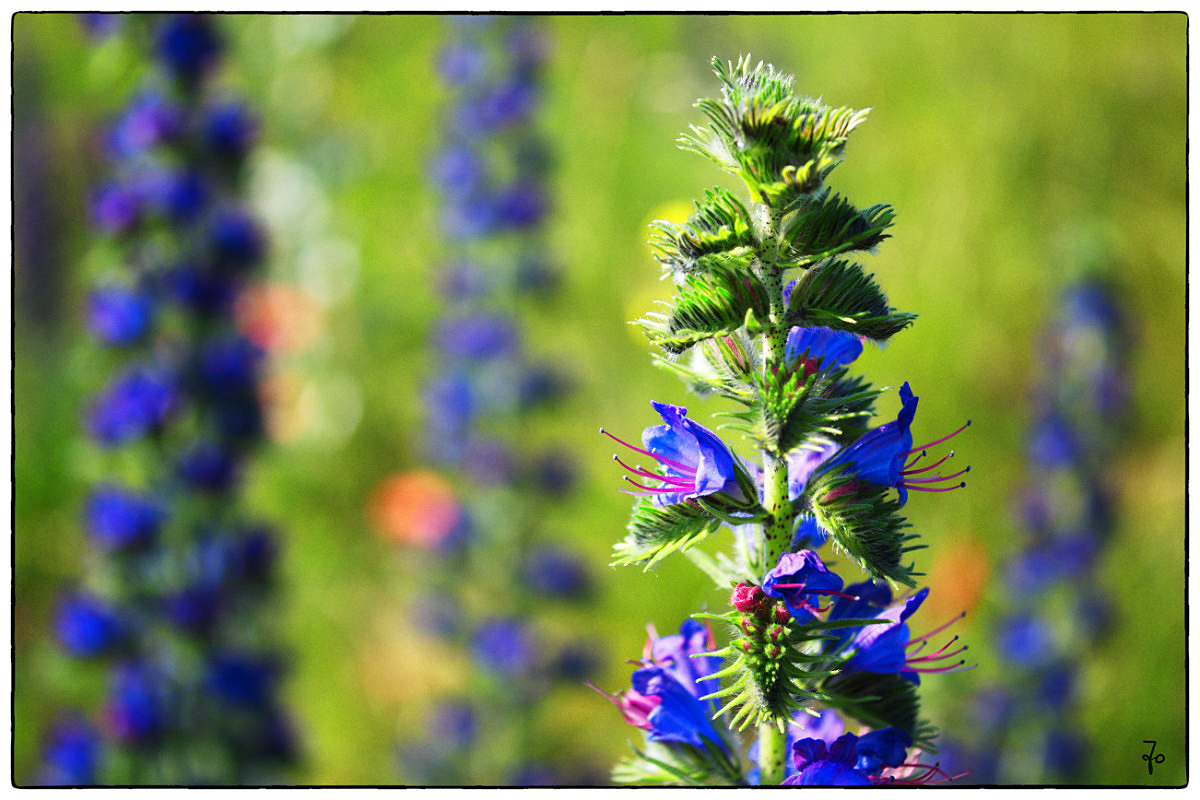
[838,586,971,685]
[87,286,155,347]
[782,728,913,786]
[89,182,142,234]
[106,662,166,745]
[785,325,863,373]
[105,92,184,159]
[472,617,537,677]
[494,181,547,228]
[204,101,258,159]
[209,207,265,270]
[762,550,845,624]
[1028,414,1077,467]
[33,716,101,786]
[748,708,845,783]
[423,371,475,435]
[630,664,728,752]
[523,545,590,599]
[177,439,239,493]
[198,334,262,395]
[206,653,278,709]
[605,401,743,506]
[85,485,164,551]
[155,14,222,85]
[815,382,969,506]
[54,593,125,657]
[87,364,179,446]
[434,313,519,361]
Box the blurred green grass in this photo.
[13,13,1185,785]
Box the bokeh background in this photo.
[13,12,1186,785]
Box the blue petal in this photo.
[855,727,912,773]
[785,326,864,369]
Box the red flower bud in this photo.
[732,583,767,613]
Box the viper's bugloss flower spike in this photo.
[603,55,967,785]
[40,14,297,785]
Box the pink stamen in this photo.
[901,451,953,476]
[621,477,679,496]
[613,454,694,487]
[903,466,970,485]
[904,483,967,493]
[906,660,971,674]
[769,583,861,602]
[900,420,971,458]
[906,612,966,648]
[601,428,694,474]
[903,449,927,470]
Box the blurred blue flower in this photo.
[106,92,184,159]
[106,662,166,745]
[434,313,519,361]
[523,545,590,599]
[54,593,125,657]
[997,613,1053,667]
[1028,414,1078,468]
[198,334,262,395]
[429,145,488,200]
[472,617,537,677]
[437,40,487,85]
[86,484,164,551]
[209,207,266,270]
[204,101,258,159]
[155,14,222,85]
[206,653,278,710]
[177,438,239,493]
[87,364,179,446]
[428,702,477,750]
[33,716,101,786]
[89,182,142,234]
[87,285,155,347]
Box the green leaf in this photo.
[639,260,771,356]
[805,469,919,587]
[785,258,916,343]
[613,497,724,569]
[821,671,937,750]
[650,186,756,275]
[780,189,895,267]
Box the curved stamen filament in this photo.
[901,451,953,476]
[905,483,966,493]
[906,612,966,648]
[903,466,971,485]
[601,428,694,474]
[901,420,972,458]
[613,454,694,487]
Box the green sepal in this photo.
[649,186,756,275]
[639,261,771,356]
[613,497,724,569]
[803,466,918,587]
[820,671,938,751]
[785,258,916,343]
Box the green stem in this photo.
[755,203,793,786]
[757,720,788,785]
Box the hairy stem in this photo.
[757,720,788,785]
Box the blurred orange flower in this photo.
[235,281,324,354]
[923,536,990,620]
[368,471,462,548]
